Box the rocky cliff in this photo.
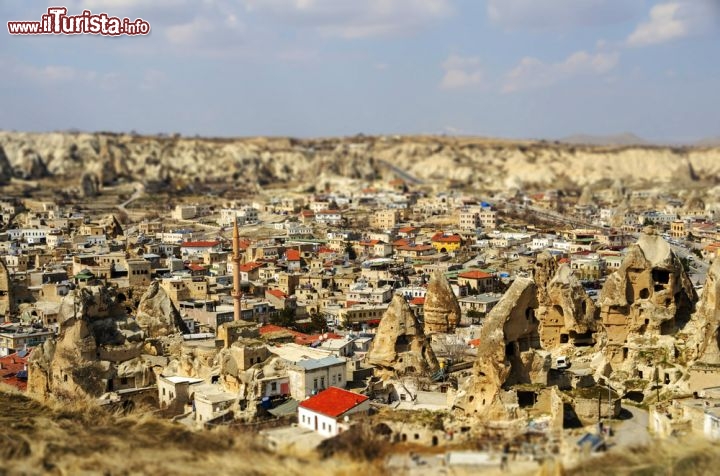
[1,131,720,191]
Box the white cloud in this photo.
[626,1,718,47]
[241,0,452,38]
[503,50,619,93]
[487,0,644,30]
[440,55,483,89]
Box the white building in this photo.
[297,386,370,438]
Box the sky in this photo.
[1,0,719,142]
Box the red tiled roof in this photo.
[300,210,315,217]
[359,240,380,246]
[558,258,571,264]
[186,264,206,272]
[286,249,301,261]
[267,289,288,299]
[409,297,425,306]
[318,247,335,254]
[0,350,31,391]
[240,261,265,272]
[182,241,220,248]
[398,226,417,234]
[469,338,481,347]
[458,270,493,280]
[432,233,462,243]
[239,239,252,250]
[299,387,369,418]
[393,238,409,247]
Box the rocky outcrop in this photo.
[366,294,438,379]
[536,256,598,349]
[679,256,720,364]
[79,172,100,198]
[98,214,124,238]
[423,269,461,334]
[135,282,189,338]
[0,145,14,185]
[534,252,558,305]
[598,229,696,364]
[455,278,549,419]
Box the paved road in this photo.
[610,406,651,449]
[117,183,144,212]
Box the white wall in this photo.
[298,408,338,437]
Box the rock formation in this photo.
[79,172,100,198]
[135,282,189,338]
[598,228,696,365]
[535,254,598,349]
[366,293,438,379]
[679,256,720,364]
[455,278,549,419]
[99,214,124,238]
[0,145,13,185]
[423,269,461,334]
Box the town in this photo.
[2,134,720,474]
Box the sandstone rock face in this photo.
[534,252,558,305]
[0,145,14,184]
[536,258,598,349]
[2,132,720,191]
[80,172,100,198]
[99,214,124,238]
[456,278,549,419]
[598,230,696,364]
[680,256,720,364]
[28,287,178,401]
[423,269,461,334]
[135,282,189,338]
[366,294,438,379]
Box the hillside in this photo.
[1,132,719,193]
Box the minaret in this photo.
[232,216,242,321]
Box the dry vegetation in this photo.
[0,388,379,476]
[567,439,720,476]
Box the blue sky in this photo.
[1,0,718,141]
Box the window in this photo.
[322,422,326,430]
[313,379,318,390]
[271,382,277,392]
[320,377,325,389]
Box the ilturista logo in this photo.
[8,7,151,36]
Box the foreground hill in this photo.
[0,389,372,476]
[0,132,719,192]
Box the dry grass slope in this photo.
[0,388,379,476]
